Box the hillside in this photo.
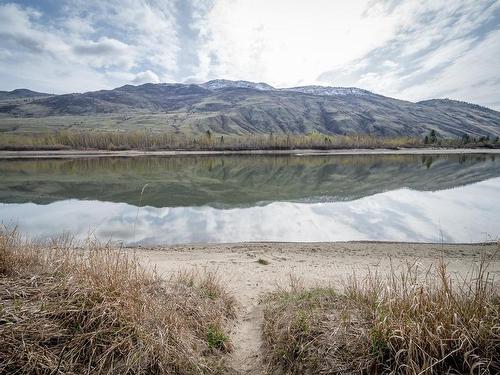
[0,80,499,138]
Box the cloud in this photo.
[132,70,161,84]
[63,17,95,35]
[0,3,59,54]
[0,1,181,92]
[400,29,500,108]
[382,60,398,68]
[65,0,180,72]
[0,0,499,109]
[74,38,128,57]
[316,0,500,109]
[192,0,399,86]
[73,37,136,68]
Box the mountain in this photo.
[0,89,52,100]
[0,80,499,138]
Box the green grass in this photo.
[207,325,230,351]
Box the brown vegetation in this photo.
[2,130,499,152]
[262,257,500,374]
[0,131,440,151]
[2,226,499,374]
[0,229,236,374]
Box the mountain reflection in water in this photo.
[0,154,499,244]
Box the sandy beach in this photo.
[134,241,499,374]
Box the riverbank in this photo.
[2,235,498,374]
[2,147,500,159]
[134,241,500,374]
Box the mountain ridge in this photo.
[0,89,52,100]
[1,80,499,138]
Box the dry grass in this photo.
[0,131,425,151]
[1,130,498,152]
[262,256,500,374]
[262,285,372,374]
[0,229,236,374]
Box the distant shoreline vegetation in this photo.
[1,130,499,151]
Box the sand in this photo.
[1,147,500,159]
[134,241,499,374]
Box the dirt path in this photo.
[134,242,499,374]
[227,303,264,374]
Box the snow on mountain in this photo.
[281,86,373,97]
[200,79,275,91]
[199,80,375,97]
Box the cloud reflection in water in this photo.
[1,177,499,245]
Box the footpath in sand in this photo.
[135,242,499,375]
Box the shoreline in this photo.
[3,235,498,373]
[128,239,498,249]
[135,241,499,372]
[1,147,500,159]
[135,241,500,314]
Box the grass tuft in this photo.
[207,325,230,351]
[0,228,236,374]
[257,258,270,265]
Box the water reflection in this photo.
[0,154,499,207]
[1,177,499,244]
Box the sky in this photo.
[0,0,499,109]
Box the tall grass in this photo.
[263,256,500,374]
[0,228,236,374]
[347,259,500,374]
[0,131,428,151]
[3,130,497,151]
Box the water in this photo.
[0,154,499,244]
